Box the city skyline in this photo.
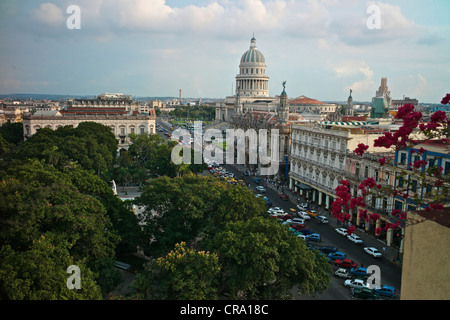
[0,0,449,103]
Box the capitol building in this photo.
[215,37,279,122]
[215,37,337,122]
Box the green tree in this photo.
[205,216,331,299]
[0,233,102,300]
[134,174,265,256]
[131,242,220,300]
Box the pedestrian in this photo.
[382,247,386,255]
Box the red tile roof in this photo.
[288,95,324,105]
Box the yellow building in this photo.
[400,208,450,300]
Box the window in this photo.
[399,152,407,165]
[444,160,450,176]
[411,180,417,193]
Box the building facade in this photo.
[22,93,156,149]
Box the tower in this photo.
[277,81,289,125]
[346,89,354,116]
[374,77,392,108]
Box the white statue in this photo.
[111,180,117,195]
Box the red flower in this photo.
[430,110,447,123]
[347,225,355,235]
[370,213,380,222]
[354,143,369,156]
[378,157,386,166]
[441,93,450,105]
[375,227,382,235]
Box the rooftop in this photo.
[288,96,325,105]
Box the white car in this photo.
[315,216,329,224]
[335,228,348,236]
[335,268,352,279]
[364,247,382,258]
[297,203,308,210]
[291,218,305,225]
[344,279,370,289]
[347,233,363,244]
[269,207,284,215]
[297,234,306,240]
[256,186,266,193]
[298,211,311,220]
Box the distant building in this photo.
[392,97,418,109]
[373,77,392,108]
[22,93,156,149]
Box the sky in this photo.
[0,0,449,103]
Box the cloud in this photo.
[30,2,65,28]
[329,1,418,46]
[333,61,375,97]
[413,74,427,96]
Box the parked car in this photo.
[306,233,321,242]
[291,218,305,225]
[344,278,370,289]
[297,203,308,210]
[334,268,352,279]
[347,234,363,244]
[352,287,380,299]
[298,228,314,235]
[318,245,338,254]
[279,193,289,200]
[315,216,329,224]
[334,259,358,269]
[328,252,346,261]
[349,267,370,279]
[335,228,348,236]
[269,207,284,214]
[373,285,397,299]
[364,247,382,258]
[298,211,311,220]
[256,186,266,193]
[296,234,306,240]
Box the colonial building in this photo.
[288,122,397,210]
[22,93,156,149]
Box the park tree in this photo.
[134,174,266,256]
[0,160,123,298]
[0,233,102,300]
[131,242,220,300]
[204,216,331,299]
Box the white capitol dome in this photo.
[236,37,269,98]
